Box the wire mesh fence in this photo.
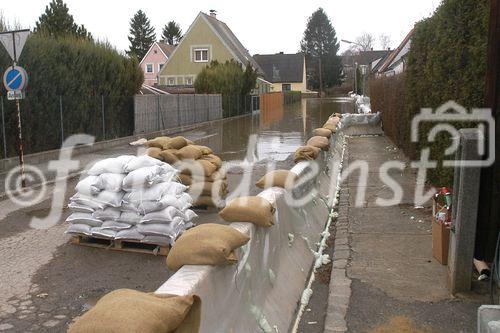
[0,94,134,159]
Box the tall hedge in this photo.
[404,0,489,186]
[0,35,143,156]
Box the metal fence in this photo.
[0,94,134,159]
[134,94,223,134]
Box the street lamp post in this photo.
[341,39,365,95]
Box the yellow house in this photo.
[253,53,307,92]
[158,10,265,87]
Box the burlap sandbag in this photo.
[159,150,179,164]
[294,145,321,163]
[313,128,332,138]
[193,195,224,208]
[178,174,192,186]
[68,289,201,333]
[255,170,298,190]
[166,223,250,271]
[179,160,218,177]
[175,145,203,160]
[334,112,343,118]
[146,147,163,160]
[164,136,188,150]
[189,180,228,196]
[192,145,213,155]
[191,170,226,182]
[323,122,337,132]
[219,196,275,227]
[145,137,170,149]
[186,139,195,145]
[307,136,330,151]
[199,154,222,169]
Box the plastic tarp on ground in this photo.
[155,115,376,332]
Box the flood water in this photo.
[183,97,354,162]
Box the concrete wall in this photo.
[134,94,222,134]
[155,128,347,332]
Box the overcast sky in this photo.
[1,0,438,55]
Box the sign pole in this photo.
[15,98,25,187]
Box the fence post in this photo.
[177,94,181,126]
[59,95,64,145]
[448,129,482,294]
[157,94,161,131]
[206,94,210,121]
[1,96,6,159]
[101,94,105,140]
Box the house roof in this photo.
[377,29,413,73]
[341,50,392,67]
[253,53,304,83]
[200,12,264,74]
[157,43,176,58]
[140,42,175,65]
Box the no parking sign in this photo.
[3,66,28,100]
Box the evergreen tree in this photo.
[161,21,182,45]
[35,0,92,39]
[127,10,156,59]
[300,8,342,93]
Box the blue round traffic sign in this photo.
[3,66,28,91]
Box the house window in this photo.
[159,63,164,72]
[146,64,153,73]
[185,77,193,85]
[167,77,176,86]
[282,83,291,91]
[194,48,209,62]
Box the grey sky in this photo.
[2,0,438,55]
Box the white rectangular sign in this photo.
[0,29,30,62]
[7,90,24,100]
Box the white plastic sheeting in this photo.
[155,128,347,332]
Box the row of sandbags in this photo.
[294,113,342,163]
[142,136,228,208]
[66,155,197,246]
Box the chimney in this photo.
[209,9,217,18]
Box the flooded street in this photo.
[0,97,352,333]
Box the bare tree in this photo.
[379,34,392,49]
[351,32,375,52]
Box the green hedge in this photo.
[371,0,489,187]
[0,35,143,156]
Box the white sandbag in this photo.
[121,193,192,214]
[141,206,185,224]
[69,193,106,210]
[95,173,126,192]
[136,217,184,236]
[124,155,163,172]
[122,165,177,191]
[75,176,101,196]
[68,202,94,214]
[87,156,134,175]
[91,227,117,239]
[142,235,172,246]
[70,191,124,209]
[184,209,198,222]
[101,220,132,231]
[66,213,103,227]
[123,182,187,203]
[115,227,145,241]
[65,224,92,236]
[92,207,121,221]
[117,211,143,225]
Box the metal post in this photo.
[157,95,161,131]
[59,95,64,145]
[15,99,25,187]
[101,95,105,140]
[1,96,6,159]
[177,94,181,126]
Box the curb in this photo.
[324,149,352,333]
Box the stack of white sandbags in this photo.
[66,155,197,247]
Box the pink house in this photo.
[140,42,175,86]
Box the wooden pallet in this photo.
[71,235,170,256]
